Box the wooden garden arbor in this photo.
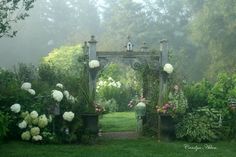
[83,35,170,141]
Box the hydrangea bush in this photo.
[9,82,81,143]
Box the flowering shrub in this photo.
[156,85,188,117]
[8,82,82,143]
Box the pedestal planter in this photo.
[159,114,175,141]
[81,113,99,135]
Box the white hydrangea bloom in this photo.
[32,135,42,141]
[30,111,38,119]
[30,127,40,136]
[163,63,174,74]
[38,114,48,128]
[52,90,63,102]
[63,111,75,122]
[21,82,32,91]
[89,60,100,68]
[56,83,63,89]
[28,89,36,95]
[18,120,27,129]
[21,131,31,141]
[63,90,70,99]
[10,103,21,113]
[68,95,76,103]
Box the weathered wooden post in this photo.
[158,39,168,142]
[88,35,98,99]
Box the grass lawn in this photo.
[1,139,236,157]
[99,112,136,132]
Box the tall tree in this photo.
[190,0,236,79]
[0,0,35,37]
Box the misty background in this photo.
[1,0,235,81]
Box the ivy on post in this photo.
[158,39,168,142]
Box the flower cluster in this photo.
[63,111,75,122]
[163,63,174,74]
[156,103,176,114]
[89,60,100,68]
[21,82,36,95]
[52,90,63,102]
[10,103,21,113]
[12,109,50,142]
[94,103,104,113]
[10,82,78,143]
[97,77,121,91]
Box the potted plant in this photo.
[78,59,100,135]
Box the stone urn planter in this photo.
[81,113,99,135]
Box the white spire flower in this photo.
[18,120,27,129]
[163,63,174,74]
[63,111,75,122]
[30,111,39,119]
[10,103,21,113]
[56,83,63,89]
[89,60,100,68]
[28,89,36,95]
[21,82,32,91]
[52,90,63,102]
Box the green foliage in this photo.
[176,106,222,142]
[208,73,236,111]
[168,88,188,114]
[0,111,9,141]
[184,79,212,111]
[98,98,118,113]
[41,44,83,77]
[0,0,35,37]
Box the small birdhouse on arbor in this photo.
[126,36,133,52]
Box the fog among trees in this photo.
[1,0,236,81]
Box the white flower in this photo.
[63,111,75,122]
[38,114,48,128]
[21,131,31,141]
[30,127,40,136]
[68,95,76,103]
[56,83,63,89]
[18,120,27,129]
[108,77,113,81]
[32,135,42,141]
[28,89,36,95]
[21,82,32,91]
[30,111,38,119]
[52,90,63,102]
[89,60,100,68]
[10,103,21,113]
[163,63,174,74]
[63,90,70,99]
[116,81,121,88]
